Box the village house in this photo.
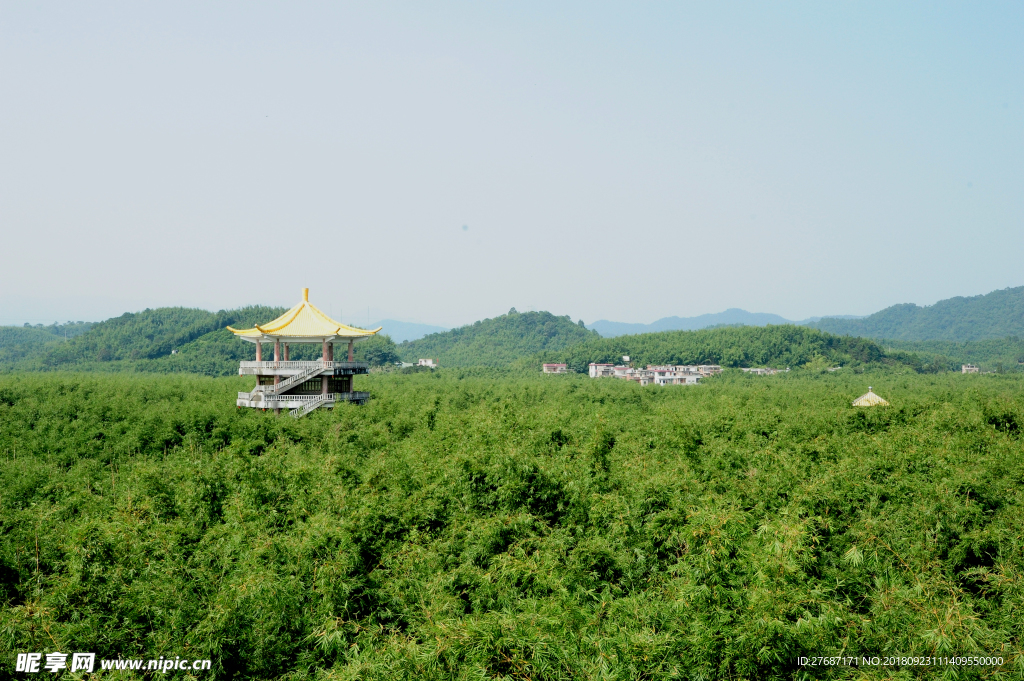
[588,363,722,385]
[417,358,438,368]
[962,364,979,374]
[542,363,568,374]
[742,367,784,376]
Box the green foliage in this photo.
[0,327,62,365]
[881,337,1024,374]
[354,334,400,367]
[398,310,599,367]
[810,286,1024,341]
[43,306,286,365]
[538,324,909,373]
[1,307,290,376]
[1,371,1022,679]
[0,323,93,366]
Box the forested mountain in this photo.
[588,309,793,337]
[880,338,1024,373]
[1,311,921,375]
[398,309,598,367]
[41,306,285,366]
[0,306,405,376]
[0,307,283,375]
[0,322,93,365]
[10,289,1024,376]
[809,286,1024,341]
[537,324,914,374]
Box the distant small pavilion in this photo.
[229,288,380,416]
[852,387,889,407]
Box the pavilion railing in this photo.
[251,364,325,395]
[237,391,370,404]
[239,361,333,370]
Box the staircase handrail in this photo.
[290,394,328,418]
[253,362,326,395]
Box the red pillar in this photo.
[284,343,289,361]
[273,339,280,390]
[348,339,354,362]
[322,339,328,363]
[256,341,262,362]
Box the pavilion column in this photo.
[284,343,289,361]
[322,339,328,363]
[328,343,334,362]
[322,373,330,397]
[256,340,262,362]
[273,340,281,391]
[348,339,354,362]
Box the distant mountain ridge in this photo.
[808,286,1024,341]
[589,309,795,337]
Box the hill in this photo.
[880,337,1024,373]
[0,307,287,375]
[398,309,598,367]
[0,322,94,365]
[0,307,407,376]
[537,324,913,373]
[588,308,793,337]
[810,286,1024,341]
[39,306,286,369]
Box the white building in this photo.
[742,367,780,376]
[962,364,979,374]
[542,363,568,374]
[417,358,438,368]
[654,374,700,385]
[588,362,718,385]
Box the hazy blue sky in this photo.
[2,2,1021,328]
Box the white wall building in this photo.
[588,363,718,385]
[742,367,781,376]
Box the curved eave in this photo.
[226,289,382,340]
[227,327,382,343]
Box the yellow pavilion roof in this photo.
[852,387,889,407]
[227,288,381,341]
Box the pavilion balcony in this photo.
[238,360,369,377]
[236,391,370,410]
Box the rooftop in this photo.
[227,288,381,342]
[852,387,889,407]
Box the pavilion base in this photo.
[237,391,371,417]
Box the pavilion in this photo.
[229,288,381,416]
[852,387,889,407]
